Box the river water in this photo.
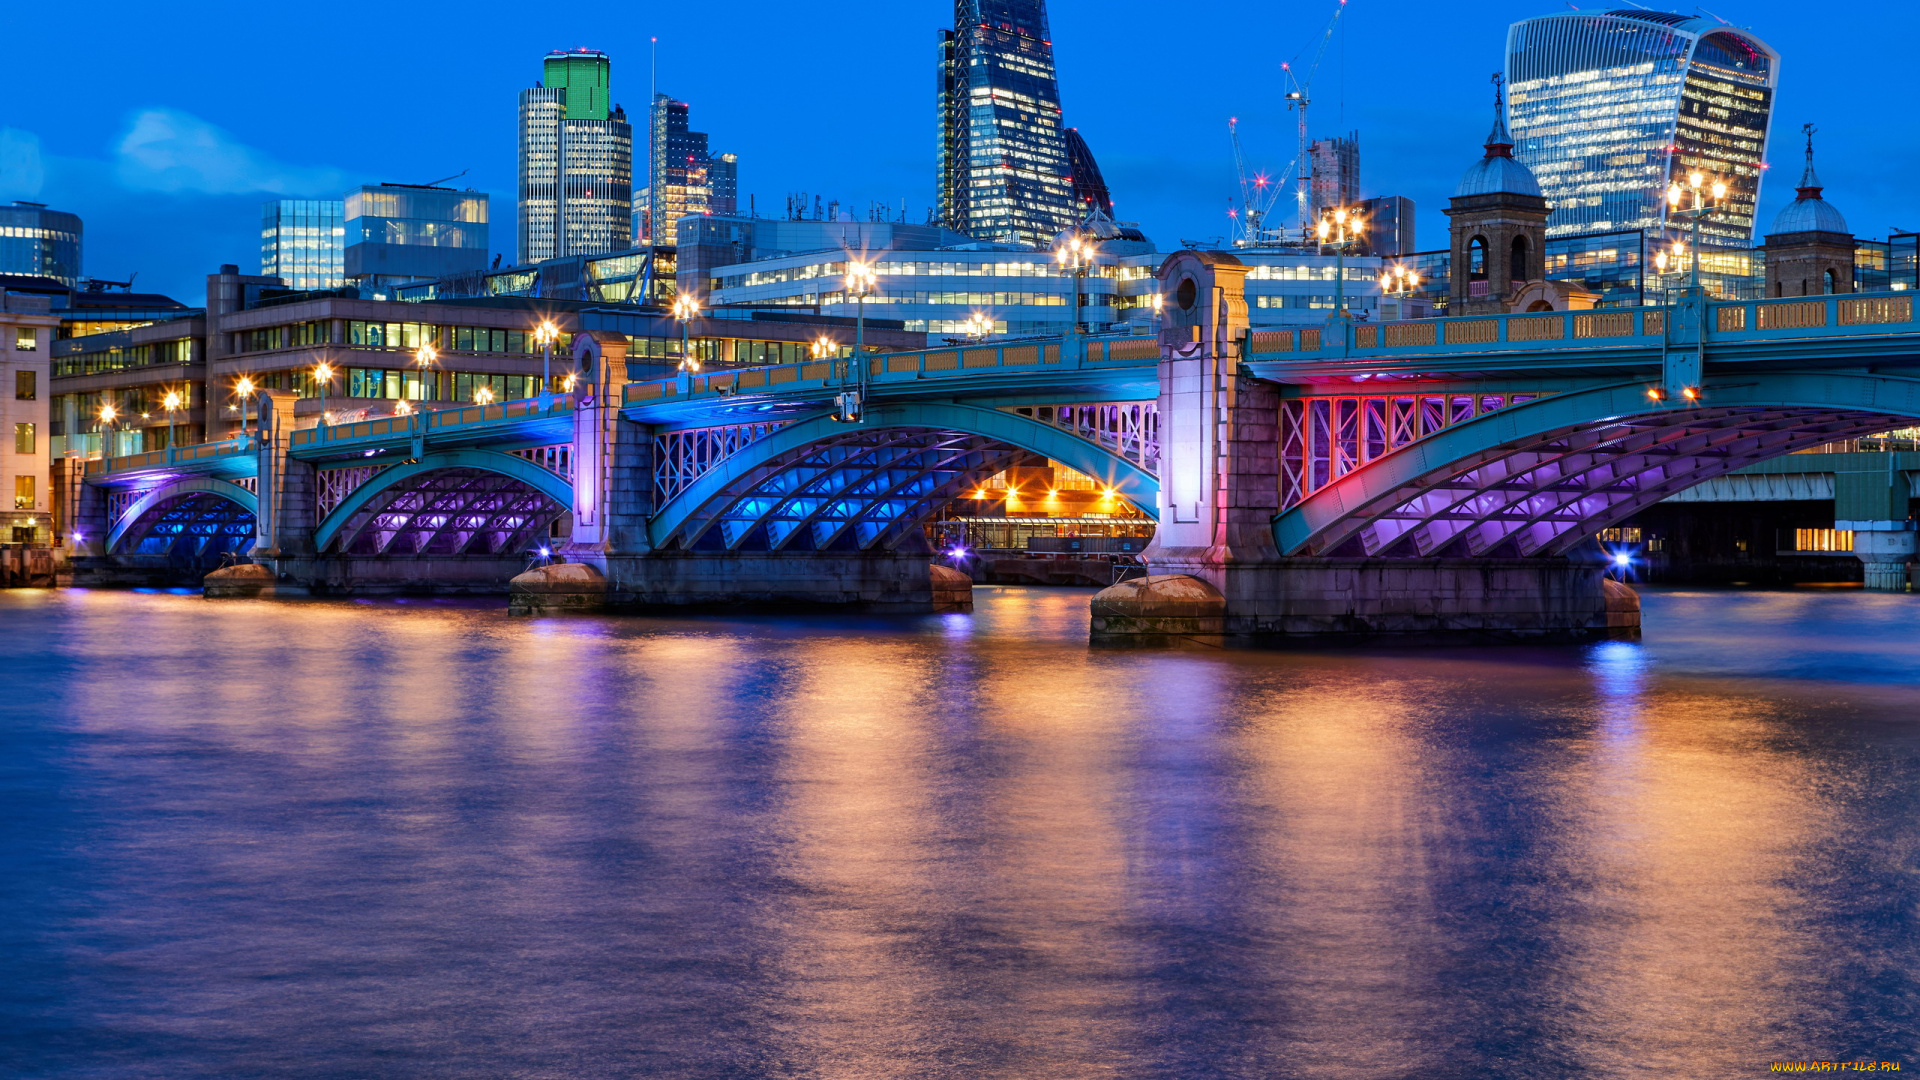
[3,585,1918,1078]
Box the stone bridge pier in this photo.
[1094,250,1633,644]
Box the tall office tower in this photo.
[260,199,345,289]
[937,0,1100,246]
[647,95,721,242]
[709,153,739,217]
[1063,129,1112,218]
[1308,133,1360,218]
[1507,11,1778,248]
[0,201,81,286]
[518,48,634,264]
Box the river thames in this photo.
[3,585,1917,1078]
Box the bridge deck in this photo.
[621,335,1161,427]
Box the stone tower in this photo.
[1444,76,1550,316]
[1762,125,1854,297]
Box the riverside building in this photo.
[1505,10,1779,248]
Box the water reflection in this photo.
[2,586,1917,1078]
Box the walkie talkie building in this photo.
[1506,10,1778,248]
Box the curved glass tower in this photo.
[1506,10,1778,248]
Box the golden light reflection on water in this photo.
[13,587,1919,1077]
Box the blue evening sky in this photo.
[0,0,1911,303]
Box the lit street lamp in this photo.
[963,312,993,341]
[96,402,117,459]
[475,385,496,406]
[412,342,437,411]
[162,390,182,451]
[672,294,701,373]
[845,260,877,404]
[1666,171,1727,291]
[1053,234,1093,336]
[313,362,335,426]
[1315,206,1366,324]
[235,377,255,438]
[533,320,560,394]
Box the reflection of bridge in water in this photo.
[69,251,1920,639]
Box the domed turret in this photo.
[1762,124,1855,297]
[1445,75,1553,315]
[1770,127,1848,235]
[1454,91,1542,199]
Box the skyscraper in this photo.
[938,0,1103,246]
[1063,129,1112,218]
[643,95,735,243]
[1506,11,1778,248]
[1308,134,1360,219]
[260,199,345,290]
[0,202,81,286]
[518,49,634,264]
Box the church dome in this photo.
[1454,82,1542,199]
[1769,131,1848,235]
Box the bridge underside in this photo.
[1294,407,1903,559]
[327,467,565,557]
[117,491,256,562]
[661,427,1040,554]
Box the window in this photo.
[13,328,34,351]
[13,475,32,510]
[15,371,33,401]
[14,423,32,455]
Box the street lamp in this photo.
[1666,171,1728,291]
[313,361,335,425]
[474,385,496,405]
[811,335,837,362]
[533,320,560,394]
[672,294,701,373]
[1053,234,1094,336]
[1315,206,1366,323]
[963,312,993,341]
[234,377,255,439]
[412,342,437,411]
[162,390,182,451]
[845,259,877,400]
[96,402,117,459]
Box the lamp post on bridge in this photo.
[408,342,436,416]
[96,402,117,460]
[234,377,255,440]
[1666,170,1727,292]
[1053,233,1093,343]
[533,320,560,395]
[844,259,877,409]
[672,294,702,373]
[1315,205,1367,331]
[312,362,335,428]
[161,390,182,452]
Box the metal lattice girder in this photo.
[653,422,788,504]
[117,490,258,558]
[683,429,1025,552]
[647,402,1161,551]
[1003,402,1160,473]
[1278,391,1545,509]
[1275,372,1920,559]
[107,477,260,553]
[313,449,574,553]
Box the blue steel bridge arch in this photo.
[108,476,259,555]
[313,448,574,555]
[647,401,1160,552]
[1276,370,1920,559]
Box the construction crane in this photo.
[1279,0,1350,240]
[1228,118,1286,247]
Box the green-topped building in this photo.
[518,48,633,263]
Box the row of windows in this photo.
[337,369,545,404]
[53,340,191,377]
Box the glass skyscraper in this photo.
[518,49,633,264]
[260,199,345,290]
[938,0,1104,247]
[1506,11,1778,248]
[1,201,82,286]
[645,94,728,244]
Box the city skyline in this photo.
[0,0,1912,302]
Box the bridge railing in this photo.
[84,433,261,477]
[1245,290,1920,363]
[622,335,1160,406]
[290,394,576,447]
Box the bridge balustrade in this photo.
[291,395,575,448]
[84,434,261,479]
[621,335,1160,407]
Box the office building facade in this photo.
[937,0,1103,247]
[518,49,634,264]
[260,199,346,290]
[0,202,82,287]
[1506,10,1779,248]
[643,95,735,241]
[0,290,56,541]
[344,184,489,285]
[1309,134,1360,218]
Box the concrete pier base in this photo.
[930,563,973,613]
[202,563,280,598]
[508,562,610,616]
[1089,574,1226,644]
[250,555,528,596]
[1098,558,1638,645]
